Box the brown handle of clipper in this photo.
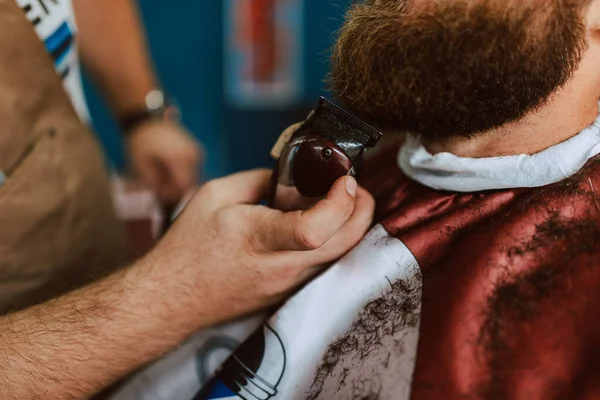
[292,137,354,198]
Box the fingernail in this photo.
[345,177,357,197]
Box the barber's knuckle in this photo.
[217,207,243,230]
[200,179,221,200]
[246,228,267,254]
[295,222,325,250]
[240,209,265,251]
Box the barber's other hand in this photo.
[149,169,375,327]
[126,120,203,204]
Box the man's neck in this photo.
[423,96,598,158]
[423,51,600,158]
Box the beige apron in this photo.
[0,0,129,313]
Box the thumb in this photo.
[253,176,357,252]
[196,169,272,209]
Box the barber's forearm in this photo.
[73,0,158,113]
[0,169,375,399]
[0,258,200,399]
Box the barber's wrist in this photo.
[118,88,180,134]
[123,255,205,335]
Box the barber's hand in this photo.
[126,120,203,204]
[150,169,375,326]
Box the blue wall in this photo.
[86,0,350,179]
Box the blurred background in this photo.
[85,0,351,180]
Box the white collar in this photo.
[398,106,600,192]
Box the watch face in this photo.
[145,89,166,114]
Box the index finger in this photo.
[199,169,272,207]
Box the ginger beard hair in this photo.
[328,0,589,140]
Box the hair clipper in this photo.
[269,97,383,210]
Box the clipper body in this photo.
[269,97,382,210]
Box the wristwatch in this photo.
[118,89,180,134]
